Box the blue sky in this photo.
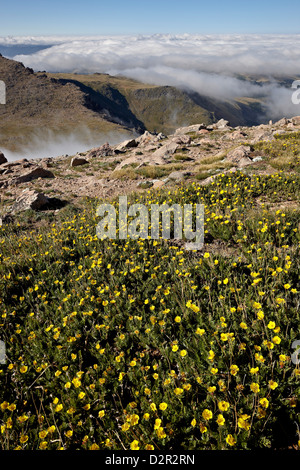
[1,0,300,36]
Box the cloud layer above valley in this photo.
[2,33,300,120]
[2,126,135,161]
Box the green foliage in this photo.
[253,132,300,171]
[0,172,299,450]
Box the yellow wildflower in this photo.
[226,434,236,446]
[202,409,213,421]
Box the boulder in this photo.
[86,143,114,158]
[135,131,155,145]
[0,151,7,165]
[1,158,28,169]
[151,141,179,160]
[168,170,192,181]
[8,166,55,186]
[135,131,166,146]
[172,135,191,145]
[71,156,88,167]
[213,119,230,129]
[250,130,274,144]
[115,138,138,152]
[291,116,300,126]
[11,189,49,213]
[274,117,290,126]
[174,124,206,135]
[40,158,53,168]
[226,130,247,140]
[114,154,145,171]
[226,145,253,167]
[152,180,166,189]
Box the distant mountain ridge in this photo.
[48,71,267,133]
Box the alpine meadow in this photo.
[0,0,300,454]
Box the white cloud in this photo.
[2,126,134,162]
[2,33,300,120]
[8,33,300,75]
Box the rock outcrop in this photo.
[10,189,50,213]
[71,156,88,167]
[115,139,138,152]
[0,151,7,165]
[1,114,300,214]
[226,145,253,167]
[86,143,114,158]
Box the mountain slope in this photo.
[0,55,268,153]
[48,71,265,134]
[0,55,133,152]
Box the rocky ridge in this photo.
[0,116,299,220]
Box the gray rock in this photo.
[168,170,192,181]
[274,117,290,126]
[135,131,166,146]
[11,189,49,213]
[250,131,274,144]
[156,133,166,140]
[174,124,206,135]
[135,131,155,145]
[152,180,166,189]
[291,116,300,126]
[226,130,247,140]
[0,151,7,165]
[172,135,192,145]
[115,139,138,152]
[214,118,230,129]
[4,166,55,187]
[40,158,53,168]
[151,141,179,160]
[226,145,253,167]
[1,159,28,169]
[71,156,88,167]
[86,143,114,158]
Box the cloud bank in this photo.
[6,33,300,76]
[2,34,300,123]
[2,126,134,162]
[4,33,299,120]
